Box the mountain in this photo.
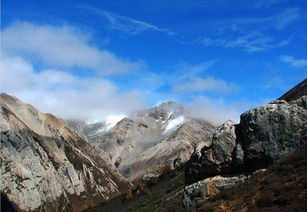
[87,79,307,212]
[78,101,215,180]
[279,78,307,101]
[0,94,130,212]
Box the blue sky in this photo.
[1,0,307,123]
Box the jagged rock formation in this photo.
[0,94,130,212]
[85,102,215,179]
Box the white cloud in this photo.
[187,96,250,124]
[280,55,307,68]
[2,22,143,74]
[173,76,237,94]
[169,61,238,95]
[0,54,146,121]
[80,5,175,36]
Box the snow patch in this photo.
[93,115,126,135]
[163,116,185,134]
[104,115,126,131]
[105,115,126,130]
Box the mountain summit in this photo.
[73,100,215,180]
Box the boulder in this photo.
[185,121,242,185]
[183,174,248,210]
[238,99,307,171]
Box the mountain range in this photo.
[1,78,306,212]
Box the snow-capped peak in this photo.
[163,115,185,134]
[104,114,126,131]
[87,114,126,137]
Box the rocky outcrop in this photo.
[185,98,306,184]
[185,120,243,184]
[185,80,306,185]
[238,99,307,171]
[0,94,130,212]
[183,174,249,210]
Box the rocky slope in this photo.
[86,150,307,212]
[82,101,215,179]
[191,151,307,212]
[0,94,130,212]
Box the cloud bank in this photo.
[2,22,143,74]
[1,22,247,124]
[0,54,145,121]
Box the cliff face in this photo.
[0,94,130,212]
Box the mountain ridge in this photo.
[0,93,131,212]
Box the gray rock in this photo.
[238,98,307,171]
[289,95,307,110]
[183,174,248,210]
[185,121,241,184]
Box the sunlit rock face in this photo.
[0,93,130,212]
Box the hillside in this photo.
[0,94,130,212]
